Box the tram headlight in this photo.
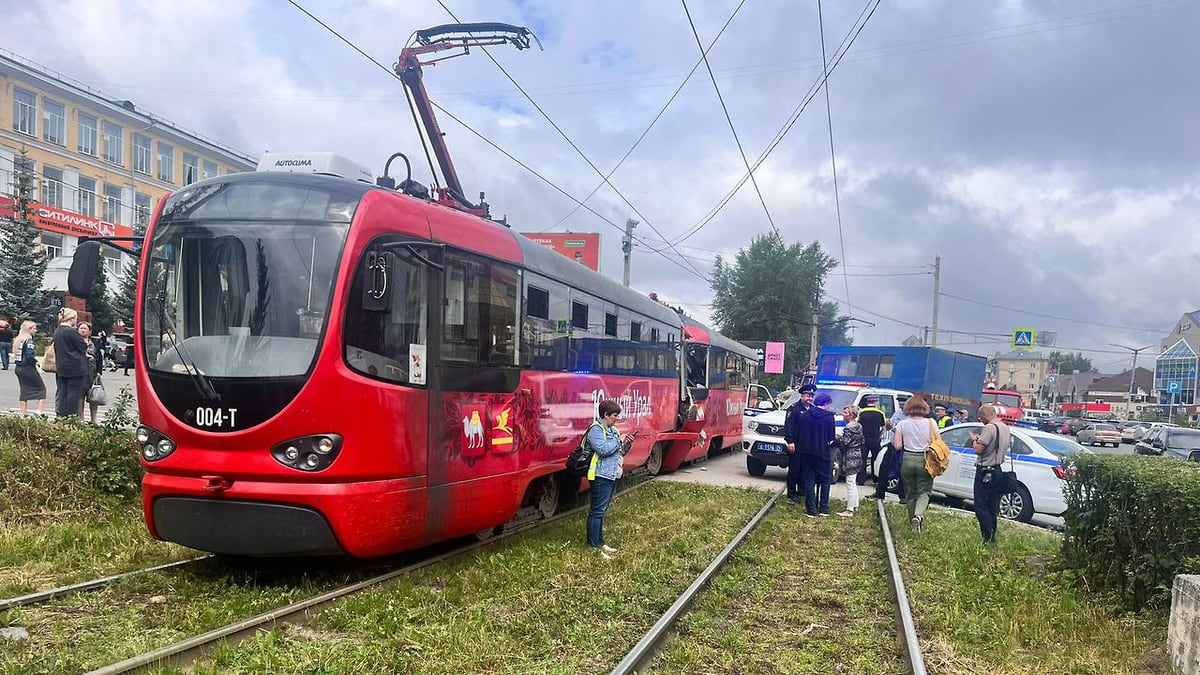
[270,434,343,472]
[137,426,178,462]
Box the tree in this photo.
[1049,350,1093,374]
[710,232,850,389]
[0,148,55,327]
[87,260,117,333]
[112,228,143,329]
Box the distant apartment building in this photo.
[0,48,255,315]
[992,350,1051,407]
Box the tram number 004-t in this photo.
[190,407,240,428]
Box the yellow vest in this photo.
[586,424,617,480]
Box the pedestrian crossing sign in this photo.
[1012,329,1035,349]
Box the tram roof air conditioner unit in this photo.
[257,152,373,183]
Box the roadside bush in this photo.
[1061,453,1200,611]
[0,414,141,522]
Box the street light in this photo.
[1111,343,1153,419]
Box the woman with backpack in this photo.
[586,400,635,560]
[890,396,935,533]
[836,405,865,517]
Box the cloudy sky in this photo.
[8,0,1197,371]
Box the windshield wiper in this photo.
[157,311,220,403]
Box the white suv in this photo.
[742,384,911,480]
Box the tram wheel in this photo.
[535,475,561,519]
[473,526,499,542]
[646,443,664,476]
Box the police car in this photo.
[742,384,911,480]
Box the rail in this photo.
[877,498,927,675]
[0,556,210,612]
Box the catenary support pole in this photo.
[931,255,940,348]
[622,219,638,286]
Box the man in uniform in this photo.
[933,404,953,428]
[782,384,816,505]
[857,395,887,485]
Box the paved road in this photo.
[0,365,138,419]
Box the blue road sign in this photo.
[1048,375,1056,384]
[1012,329,1035,350]
[1168,381,1182,394]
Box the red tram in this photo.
[67,22,759,558]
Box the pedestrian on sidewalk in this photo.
[969,404,1011,544]
[52,308,90,419]
[856,395,887,485]
[12,321,45,415]
[586,399,634,559]
[837,405,865,516]
[792,390,836,517]
[782,384,816,505]
[892,396,935,533]
[0,320,13,371]
[77,322,105,424]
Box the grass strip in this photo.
[0,508,193,599]
[885,505,1168,674]
[176,482,770,674]
[649,499,903,674]
[0,555,390,673]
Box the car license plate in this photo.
[758,442,785,453]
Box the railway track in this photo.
[0,556,211,612]
[608,492,929,675]
[81,476,657,675]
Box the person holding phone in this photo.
[970,404,1011,543]
[586,400,635,559]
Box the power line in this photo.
[433,1,709,282]
[680,0,779,237]
[817,0,851,326]
[938,291,1167,334]
[285,0,713,283]
[539,0,750,234]
[665,0,881,248]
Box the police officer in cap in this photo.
[782,383,816,504]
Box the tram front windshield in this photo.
[141,180,355,379]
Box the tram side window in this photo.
[630,321,642,342]
[604,312,617,337]
[343,247,428,384]
[709,349,728,390]
[526,286,549,320]
[686,344,707,388]
[444,252,519,367]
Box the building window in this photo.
[78,113,99,156]
[78,176,97,217]
[202,159,218,180]
[12,88,36,136]
[43,99,66,145]
[135,193,151,226]
[102,121,123,165]
[157,142,174,183]
[103,183,122,223]
[42,166,64,208]
[103,249,122,275]
[40,232,63,260]
[183,152,199,185]
[133,134,152,175]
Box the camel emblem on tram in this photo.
[462,410,485,450]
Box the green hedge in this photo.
[1061,453,1200,611]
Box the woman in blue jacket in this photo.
[586,400,634,559]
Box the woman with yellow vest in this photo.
[586,400,634,559]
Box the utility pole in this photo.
[621,219,638,287]
[809,303,820,376]
[931,255,941,348]
[1110,343,1153,419]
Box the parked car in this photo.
[105,333,134,370]
[1076,423,1121,447]
[1135,427,1200,461]
[1119,422,1150,444]
[1039,416,1065,433]
[874,423,1089,522]
[1061,418,1088,435]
